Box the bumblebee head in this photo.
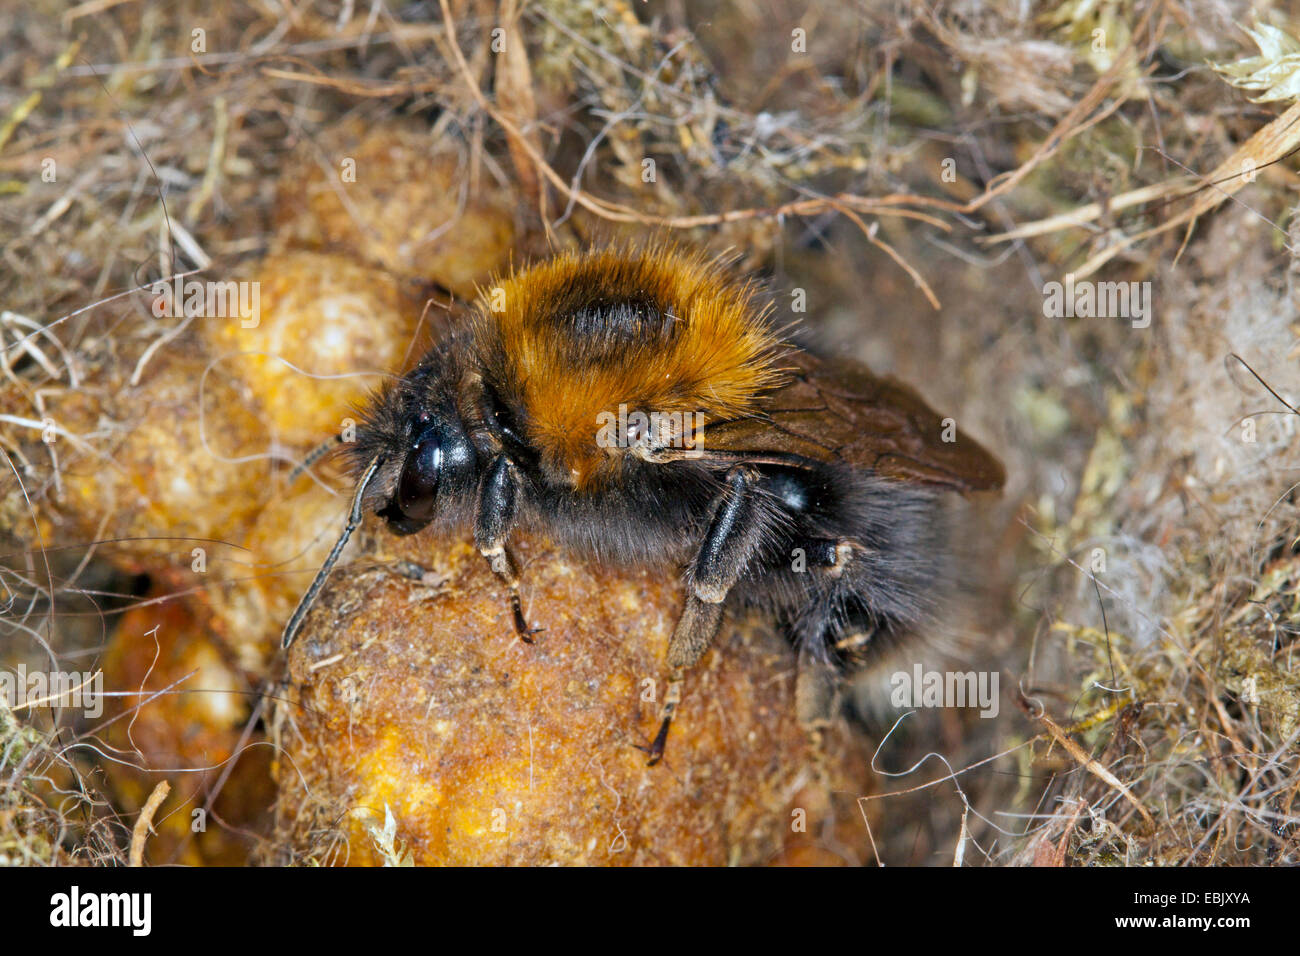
[338,354,484,537]
[373,404,480,536]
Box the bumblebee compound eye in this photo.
[399,432,443,513]
[379,430,442,535]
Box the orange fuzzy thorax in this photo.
[473,245,786,490]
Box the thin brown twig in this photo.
[1036,709,1155,831]
[835,203,941,310]
[259,64,443,97]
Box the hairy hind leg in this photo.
[648,467,772,765]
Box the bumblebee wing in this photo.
[691,352,1005,493]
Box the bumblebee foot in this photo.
[638,714,674,766]
[510,592,542,643]
[638,667,685,767]
[479,544,539,643]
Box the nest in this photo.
[1,0,1298,865]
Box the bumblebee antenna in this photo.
[281,456,384,650]
[288,432,345,485]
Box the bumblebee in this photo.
[282,244,1004,763]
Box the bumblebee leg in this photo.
[643,667,683,766]
[795,537,856,578]
[668,466,768,667]
[475,454,536,642]
[665,596,725,668]
[795,650,840,731]
[791,533,857,778]
[793,645,842,826]
[649,466,770,766]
